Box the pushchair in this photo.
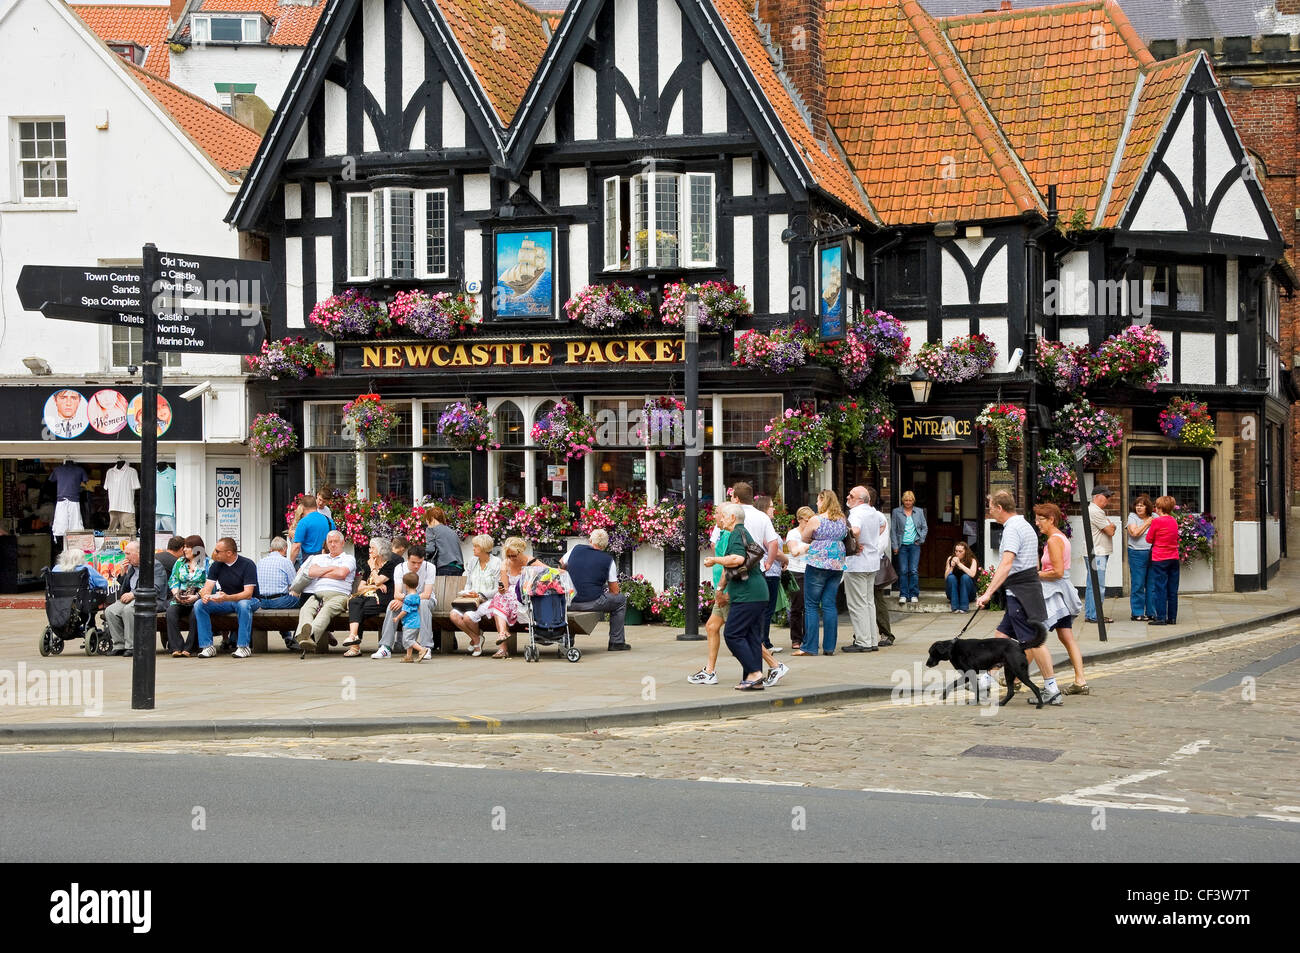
[520,565,579,663]
[40,568,111,657]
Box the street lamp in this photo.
[910,367,932,405]
[677,292,703,641]
[1073,443,1107,643]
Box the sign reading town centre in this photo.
[340,336,687,373]
[16,249,272,355]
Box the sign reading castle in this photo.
[341,337,687,373]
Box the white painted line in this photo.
[697,776,807,787]
[1046,769,1189,813]
[861,787,989,800]
[1256,813,1300,824]
[376,757,488,769]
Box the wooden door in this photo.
[900,461,963,583]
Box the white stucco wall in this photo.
[167,45,305,115]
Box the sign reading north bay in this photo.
[896,411,979,448]
[16,251,273,354]
[340,338,687,373]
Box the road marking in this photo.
[697,777,806,786]
[1255,812,1300,824]
[377,757,488,769]
[1194,643,1300,692]
[1161,739,1212,765]
[1045,769,1189,813]
[860,787,989,800]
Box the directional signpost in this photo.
[17,244,273,709]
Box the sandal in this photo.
[471,639,484,658]
[417,647,433,662]
[734,678,766,691]
[792,649,814,656]
[342,646,361,658]
[171,651,183,658]
[492,648,510,659]
[342,636,361,647]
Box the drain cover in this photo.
[961,744,1062,762]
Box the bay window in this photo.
[346,187,450,281]
[606,171,715,270]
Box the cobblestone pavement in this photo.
[8,620,1299,825]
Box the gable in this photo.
[1118,59,1282,248]
[229,0,512,228]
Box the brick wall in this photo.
[755,0,827,137]
[1218,411,1258,521]
[1279,0,1300,15]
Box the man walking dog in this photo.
[975,491,1063,705]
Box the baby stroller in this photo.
[40,568,111,657]
[520,565,579,663]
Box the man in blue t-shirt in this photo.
[560,529,628,651]
[289,495,334,567]
[193,537,261,658]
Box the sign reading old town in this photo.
[340,337,687,373]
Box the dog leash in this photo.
[952,605,982,640]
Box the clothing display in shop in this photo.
[104,461,140,534]
[156,464,176,533]
[49,462,87,538]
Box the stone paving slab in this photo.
[2,558,1298,742]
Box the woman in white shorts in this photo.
[448,534,502,657]
[484,536,546,659]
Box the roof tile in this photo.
[71,4,172,77]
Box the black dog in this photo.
[926,638,1045,708]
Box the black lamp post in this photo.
[677,292,703,641]
[1073,444,1107,643]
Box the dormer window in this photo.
[191,14,265,44]
[603,171,715,270]
[107,42,146,66]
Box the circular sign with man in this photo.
[44,389,89,439]
[127,393,173,438]
[87,389,129,435]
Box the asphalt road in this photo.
[1,751,1295,862]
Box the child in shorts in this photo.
[397,572,425,662]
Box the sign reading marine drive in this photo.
[340,337,687,373]
[896,409,979,449]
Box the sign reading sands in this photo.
[341,337,686,373]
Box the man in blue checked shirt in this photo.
[257,537,300,652]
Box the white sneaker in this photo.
[770,645,784,654]
[371,645,392,659]
[233,645,252,659]
[910,596,919,604]
[197,645,217,658]
[765,662,790,686]
[687,668,718,685]
[899,596,907,605]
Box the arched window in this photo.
[495,400,525,447]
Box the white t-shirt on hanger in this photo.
[104,464,140,512]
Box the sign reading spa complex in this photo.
[341,337,687,373]
[16,250,272,354]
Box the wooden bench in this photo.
[153,576,603,654]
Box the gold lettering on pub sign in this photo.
[360,338,684,370]
[900,415,973,441]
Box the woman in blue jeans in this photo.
[943,541,978,612]
[1126,494,1154,621]
[794,489,847,656]
[891,491,927,604]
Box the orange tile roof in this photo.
[711,0,875,221]
[193,0,325,46]
[1100,51,1199,228]
[71,3,173,78]
[123,59,263,181]
[433,0,553,125]
[826,0,1031,223]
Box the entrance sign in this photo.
[897,410,979,449]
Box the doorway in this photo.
[898,454,974,583]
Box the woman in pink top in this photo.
[1145,495,1181,625]
[1034,503,1088,694]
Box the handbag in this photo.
[875,555,899,588]
[724,529,765,584]
[843,520,860,557]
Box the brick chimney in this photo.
[756,0,827,139]
[171,0,188,20]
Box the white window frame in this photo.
[346,187,449,281]
[684,172,716,267]
[13,117,68,201]
[191,15,263,44]
[622,171,714,269]
[602,175,620,271]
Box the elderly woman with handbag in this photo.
[703,502,770,691]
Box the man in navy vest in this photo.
[560,528,628,651]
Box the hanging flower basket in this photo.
[1159,396,1214,448]
[308,289,389,338]
[564,282,653,330]
[248,412,299,462]
[388,290,476,340]
[757,406,832,475]
[976,403,1027,470]
[660,281,751,332]
[636,499,686,549]
[639,396,685,445]
[470,499,520,542]
[808,314,909,388]
[574,491,639,553]
[1036,446,1079,504]
[912,332,997,384]
[245,337,334,379]
[732,326,809,374]
[509,499,576,545]
[1034,339,1092,393]
[531,398,598,460]
[436,401,499,451]
[1091,324,1168,392]
[1052,399,1123,470]
[342,393,398,449]
[339,491,411,547]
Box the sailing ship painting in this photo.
[819,244,844,338]
[495,230,556,318]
